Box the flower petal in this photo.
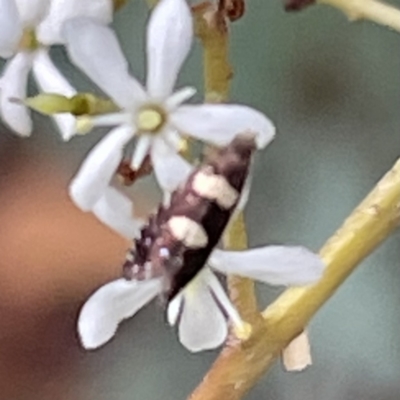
[92,186,144,239]
[50,114,78,141]
[146,0,193,99]
[32,49,75,95]
[209,246,324,286]
[32,49,77,140]
[165,86,196,111]
[177,271,227,352]
[37,0,112,45]
[0,0,22,57]
[62,18,146,110]
[167,292,183,326]
[78,278,161,349]
[15,0,51,27]
[171,104,276,148]
[234,170,253,212]
[205,268,251,340]
[131,135,152,170]
[151,136,193,192]
[69,125,134,211]
[0,52,33,136]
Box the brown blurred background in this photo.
[0,136,128,399]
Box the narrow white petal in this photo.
[92,187,143,239]
[37,0,112,45]
[0,52,33,136]
[80,112,132,129]
[151,136,193,192]
[78,278,161,349]
[146,0,193,99]
[69,125,134,211]
[171,104,276,149]
[32,49,75,95]
[15,0,51,27]
[178,272,227,352]
[63,18,146,110]
[209,246,324,286]
[165,86,196,111]
[32,49,76,140]
[235,170,252,211]
[163,128,184,150]
[205,269,248,334]
[131,135,152,170]
[50,114,77,141]
[167,292,183,326]
[0,0,22,57]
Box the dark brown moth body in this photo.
[123,134,257,301]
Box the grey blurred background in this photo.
[0,0,399,399]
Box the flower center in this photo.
[137,106,166,134]
[18,29,40,51]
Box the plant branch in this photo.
[318,0,400,33]
[194,3,260,322]
[223,214,261,322]
[194,5,232,103]
[190,158,400,400]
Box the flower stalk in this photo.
[223,213,261,323]
[194,4,260,323]
[194,6,232,103]
[190,157,400,400]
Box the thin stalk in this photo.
[190,158,400,400]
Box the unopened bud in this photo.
[70,93,119,116]
[23,93,73,115]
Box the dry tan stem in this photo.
[190,158,400,400]
[318,0,400,32]
[281,330,312,371]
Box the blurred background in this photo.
[0,0,399,399]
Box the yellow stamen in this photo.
[19,29,39,51]
[178,137,190,156]
[137,108,164,133]
[76,116,94,135]
[233,321,252,341]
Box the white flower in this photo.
[0,0,112,139]
[78,244,323,352]
[63,0,275,216]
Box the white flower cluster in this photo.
[0,0,324,352]
[0,0,112,139]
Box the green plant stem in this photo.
[190,158,400,400]
[194,7,232,103]
[318,0,400,32]
[223,214,261,323]
[194,5,259,322]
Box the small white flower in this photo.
[78,243,323,352]
[63,0,275,215]
[0,0,113,138]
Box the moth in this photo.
[123,134,256,301]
